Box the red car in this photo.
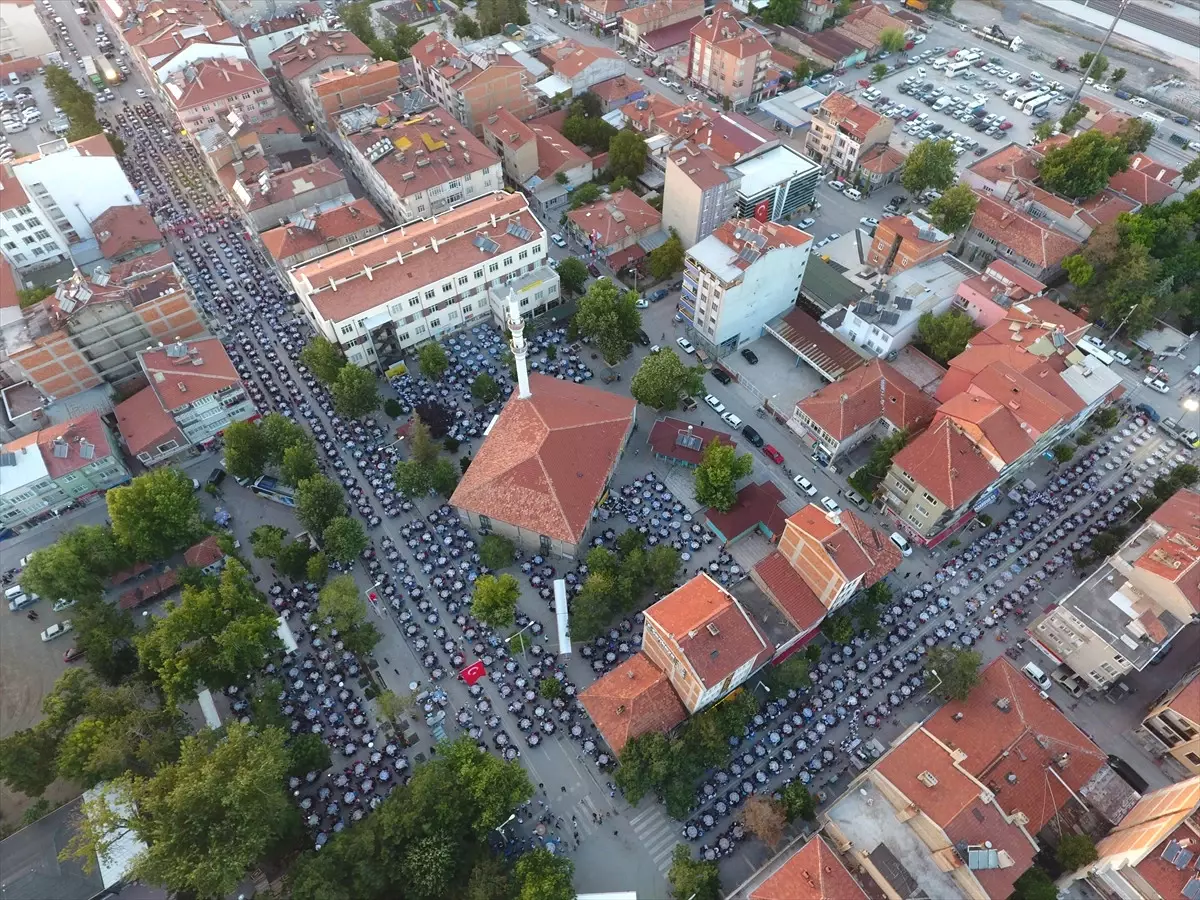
[587,262,602,278]
[63,646,85,663]
[762,444,784,464]
[998,121,1013,130]
[643,67,656,77]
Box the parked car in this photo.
[587,262,602,278]
[676,337,695,354]
[634,298,649,309]
[721,411,742,429]
[889,532,913,556]
[797,217,816,229]
[1135,402,1160,422]
[793,475,817,496]
[762,444,784,464]
[741,426,764,448]
[740,348,758,364]
[820,496,841,514]
[647,288,669,302]
[1143,376,1170,394]
[636,329,651,347]
[704,394,726,413]
[551,233,567,247]
[711,368,731,385]
[63,646,86,663]
[41,620,73,642]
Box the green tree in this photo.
[1013,867,1059,900]
[318,575,381,656]
[568,92,604,119]
[574,277,642,366]
[430,457,460,497]
[630,347,705,409]
[376,689,416,724]
[300,336,346,384]
[821,612,855,644]
[390,22,423,58]
[479,534,515,570]
[1116,116,1156,152]
[916,308,980,365]
[393,459,434,498]
[60,525,130,577]
[332,364,380,418]
[1095,407,1121,430]
[107,468,202,561]
[871,62,888,81]
[281,442,319,486]
[296,475,344,535]
[693,441,753,512]
[1033,120,1056,143]
[1063,254,1095,287]
[608,128,649,180]
[306,551,329,585]
[646,544,681,594]
[926,646,983,701]
[781,781,815,821]
[1053,443,1076,463]
[470,372,501,403]
[467,855,512,900]
[407,413,439,467]
[250,524,288,560]
[769,654,810,692]
[17,284,55,308]
[556,256,589,295]
[569,182,602,209]
[0,724,61,797]
[1040,132,1129,199]
[1181,157,1200,184]
[1078,51,1109,80]
[538,677,564,700]
[471,573,520,628]
[668,844,721,900]
[322,516,368,564]
[221,419,269,481]
[793,59,812,83]
[278,540,314,582]
[69,599,140,685]
[419,342,450,381]
[928,183,978,233]
[1060,102,1088,131]
[64,724,295,900]
[849,429,909,498]
[384,398,403,417]
[454,13,481,38]
[762,0,797,25]
[901,139,956,196]
[288,732,332,778]
[878,26,906,52]
[19,541,104,605]
[648,229,685,280]
[137,560,280,705]
[741,794,787,848]
[514,848,574,900]
[260,413,308,466]
[1109,67,1126,84]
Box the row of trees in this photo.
[43,65,124,153]
[570,531,681,640]
[300,337,381,418]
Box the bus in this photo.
[1022,94,1053,116]
[251,475,297,507]
[1077,341,1115,367]
[96,55,121,84]
[1013,89,1042,109]
[82,56,102,89]
[946,59,973,77]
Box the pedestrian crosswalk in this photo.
[570,794,605,836]
[629,805,682,875]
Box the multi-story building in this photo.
[0,411,131,535]
[334,106,502,224]
[237,14,329,71]
[789,358,937,460]
[730,145,821,222]
[962,192,1083,283]
[539,39,625,95]
[218,157,351,233]
[680,218,811,357]
[261,197,385,273]
[804,91,892,178]
[1030,488,1200,691]
[133,16,248,90]
[165,57,277,134]
[301,61,404,132]
[580,0,629,31]
[865,214,952,275]
[752,503,900,649]
[269,29,373,123]
[620,0,703,50]
[1138,667,1200,775]
[410,34,536,136]
[288,192,559,366]
[113,337,256,466]
[0,134,140,274]
[0,1,53,62]
[687,5,772,110]
[566,189,662,273]
[662,142,741,247]
[0,262,206,404]
[641,573,772,713]
[482,108,592,219]
[92,205,166,266]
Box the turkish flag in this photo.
[460,660,487,685]
[754,201,770,223]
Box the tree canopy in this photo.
[927,183,978,233]
[296,475,346,536]
[926,646,983,701]
[556,256,589,295]
[106,468,203,562]
[630,348,705,409]
[693,440,754,512]
[317,575,381,656]
[1039,132,1129,199]
[878,26,907,52]
[299,336,346,384]
[1078,51,1109,79]
[322,516,369,564]
[608,129,649,180]
[574,278,642,366]
[419,343,450,381]
[569,182,603,209]
[332,364,381,418]
[471,573,521,629]
[648,229,685,280]
[915,308,980,365]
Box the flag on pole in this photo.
[460,660,487,685]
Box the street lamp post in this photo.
[1109,302,1141,342]
[505,620,536,663]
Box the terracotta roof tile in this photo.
[706,481,787,542]
[450,374,635,544]
[642,17,703,52]
[858,144,906,175]
[166,57,268,111]
[691,5,769,59]
[968,142,1040,185]
[645,574,771,689]
[753,551,825,632]
[140,337,244,411]
[184,535,225,569]
[750,835,868,900]
[621,0,701,27]
[969,193,1081,270]
[0,163,29,213]
[1134,820,1200,900]
[835,508,901,586]
[966,360,1078,437]
[578,653,687,753]
[566,189,661,247]
[944,799,1036,899]
[936,393,1032,465]
[260,197,383,264]
[877,728,982,827]
[114,386,185,457]
[798,359,937,441]
[1150,488,1200,538]
[1095,776,1200,860]
[16,411,116,479]
[531,122,590,179]
[648,417,734,466]
[270,30,371,81]
[891,418,998,509]
[621,93,682,133]
[1109,152,1180,205]
[539,39,621,78]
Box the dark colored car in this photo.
[741,425,764,447]
[647,288,669,302]
[890,195,906,206]
[712,368,732,385]
[740,348,758,364]
[762,444,784,464]
[636,329,651,346]
[207,467,226,487]
[64,647,85,663]
[1135,402,1160,422]
[587,262,602,278]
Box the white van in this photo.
[1006,71,1022,84]
[7,73,20,87]
[1022,662,1052,692]
[843,187,863,201]
[1003,89,1018,102]
[1130,96,1148,106]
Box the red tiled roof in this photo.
[539,39,621,78]
[450,374,635,544]
[1090,109,1132,136]
[753,551,825,633]
[620,93,681,132]
[858,144,906,175]
[1150,488,1200,537]
[835,507,901,587]
[118,569,179,610]
[691,5,770,59]
[140,337,243,411]
[93,205,164,260]
[711,218,811,267]
[936,393,1032,465]
[590,75,643,102]
[166,57,268,111]
[7,411,116,479]
[646,574,771,689]
[750,835,868,900]
[969,193,1081,270]
[877,728,983,827]
[0,163,29,213]
[798,359,937,442]
[578,653,687,753]
[114,386,185,457]
[968,142,1040,186]
[0,256,22,310]
[270,30,370,81]
[648,417,734,465]
[567,189,661,248]
[925,658,1108,834]
[944,798,1036,899]
[260,197,383,263]
[486,107,535,149]
[642,17,703,52]
[669,141,737,190]
[184,535,225,569]
[532,122,590,179]
[966,360,1080,437]
[891,418,998,509]
[985,260,1047,297]
[1095,777,1200,860]
[698,112,776,165]
[1108,152,1180,205]
[1078,189,1138,230]
[1134,820,1200,900]
[621,0,701,27]
[706,481,787,542]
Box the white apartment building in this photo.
[0,134,139,273]
[681,218,812,357]
[0,2,53,62]
[288,192,559,367]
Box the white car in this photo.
[550,233,566,248]
[798,217,816,229]
[721,411,742,429]
[820,496,842,514]
[1112,350,1132,366]
[676,337,695,355]
[704,394,725,413]
[136,88,147,98]
[53,597,77,612]
[687,92,701,102]
[859,216,879,230]
[634,298,649,309]
[658,76,673,86]
[793,475,817,496]
[1082,334,1107,350]
[40,620,73,642]
[1143,377,1170,394]
[827,180,846,192]
[889,532,913,556]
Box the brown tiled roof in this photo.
[876,728,983,827]
[1150,488,1200,538]
[0,257,19,310]
[642,17,702,52]
[619,94,680,133]
[798,359,936,441]
[858,144,906,175]
[167,57,268,111]
[1090,109,1132,136]
[9,411,116,479]
[1134,821,1200,900]
[797,28,867,62]
[1109,152,1180,205]
[753,551,825,632]
[836,508,901,587]
[621,0,701,26]
[118,569,179,610]
[891,418,998,509]
[0,163,29,213]
[260,198,383,263]
[750,835,868,900]
[91,205,163,260]
[985,260,1047,297]
[450,374,635,544]
[711,218,810,267]
[590,75,643,102]
[925,657,1107,834]
[582,0,628,15]
[140,337,243,411]
[270,30,370,81]
[1078,189,1138,229]
[967,360,1080,436]
[944,797,1036,899]
[936,393,1031,465]
[539,39,621,78]
[225,158,347,213]
[485,107,536,150]
[578,653,687,753]
[648,417,734,466]
[967,142,1040,185]
[184,535,225,569]
[532,122,590,179]
[969,193,1081,269]
[667,141,735,191]
[691,5,770,59]
[778,310,865,380]
[114,386,185,457]
[646,573,771,688]
[706,481,787,541]
[697,112,775,165]
[1095,777,1200,861]
[567,189,661,247]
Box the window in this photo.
[474,268,484,280]
[503,256,513,267]
[156,439,179,454]
[457,275,468,286]
[12,223,25,232]
[488,262,499,273]
[518,249,528,260]
[409,297,421,308]
[479,514,491,533]
[33,230,50,241]
[442,281,453,293]
[341,323,354,335]
[429,317,441,328]
[1186,752,1200,766]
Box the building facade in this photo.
[0,2,53,62]
[661,142,741,247]
[410,34,536,136]
[1138,667,1200,775]
[165,57,277,134]
[804,91,892,179]
[687,6,772,110]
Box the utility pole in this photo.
[1060,0,1131,130]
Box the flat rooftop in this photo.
[735,145,820,198]
[730,575,800,654]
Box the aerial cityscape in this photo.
[0,0,1198,898]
